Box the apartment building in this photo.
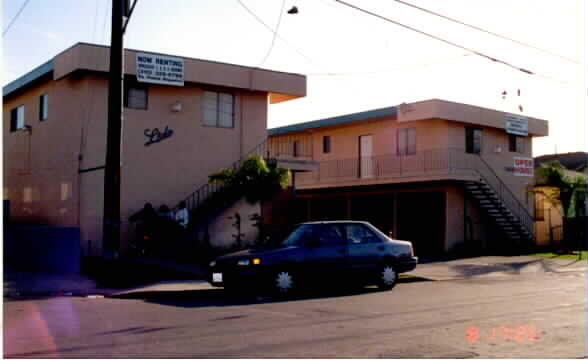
[268,99,548,258]
[3,43,306,256]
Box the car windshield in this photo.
[282,224,315,247]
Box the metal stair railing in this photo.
[176,134,314,220]
[460,150,535,238]
[179,138,271,215]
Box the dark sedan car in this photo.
[208,221,418,295]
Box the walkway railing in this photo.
[296,148,534,237]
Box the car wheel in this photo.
[377,263,398,290]
[273,270,296,296]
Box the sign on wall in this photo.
[505,114,528,136]
[513,157,534,177]
[144,126,173,146]
[136,53,184,86]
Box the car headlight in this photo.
[237,259,250,266]
[252,258,261,265]
[209,260,216,267]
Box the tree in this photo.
[208,155,290,204]
[535,161,587,256]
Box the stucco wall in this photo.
[273,117,534,217]
[4,73,270,255]
[3,75,83,228]
[302,118,449,162]
[206,197,261,250]
[534,189,564,247]
[447,121,534,212]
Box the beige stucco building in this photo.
[3,43,306,256]
[268,99,549,258]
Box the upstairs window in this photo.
[466,127,482,154]
[323,136,331,153]
[39,94,48,121]
[124,82,148,110]
[509,134,524,153]
[293,140,300,157]
[203,91,234,128]
[397,128,416,156]
[10,105,25,132]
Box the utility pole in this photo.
[102,0,126,259]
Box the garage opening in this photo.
[396,191,445,259]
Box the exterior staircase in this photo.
[463,155,535,250]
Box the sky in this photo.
[3,0,586,157]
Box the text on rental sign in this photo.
[513,157,533,177]
[136,53,184,86]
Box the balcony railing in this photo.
[267,135,313,160]
[297,148,477,185]
[296,148,534,237]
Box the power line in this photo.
[334,0,535,76]
[257,0,286,67]
[235,0,327,71]
[391,0,580,65]
[3,0,32,37]
[91,0,100,43]
[101,0,111,44]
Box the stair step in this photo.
[473,195,499,200]
[480,204,506,209]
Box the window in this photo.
[345,224,380,244]
[282,224,344,247]
[203,91,234,128]
[10,105,25,132]
[124,83,148,110]
[39,94,48,121]
[509,134,524,153]
[466,127,482,154]
[397,128,416,156]
[316,224,345,247]
[323,136,331,153]
[293,140,300,157]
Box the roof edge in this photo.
[268,106,398,136]
[3,59,54,98]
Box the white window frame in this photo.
[397,128,416,156]
[11,105,25,132]
[202,90,234,128]
[125,84,148,110]
[39,94,48,121]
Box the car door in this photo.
[345,223,383,277]
[302,224,348,280]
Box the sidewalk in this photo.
[410,255,587,281]
[4,256,208,299]
[4,255,586,299]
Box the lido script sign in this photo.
[505,114,528,136]
[136,53,184,86]
[513,157,534,177]
[144,126,173,146]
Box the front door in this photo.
[359,135,374,178]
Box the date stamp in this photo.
[466,325,540,344]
